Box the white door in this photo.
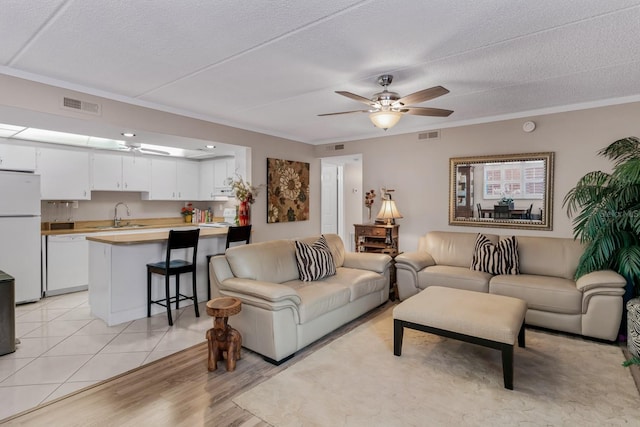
[321,164,338,234]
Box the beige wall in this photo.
[3,74,640,250]
[317,102,640,251]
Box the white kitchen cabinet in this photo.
[0,143,36,172]
[143,158,199,200]
[92,152,150,191]
[37,147,90,200]
[213,157,235,197]
[122,155,151,191]
[144,157,177,200]
[214,157,235,188]
[198,159,216,200]
[176,159,199,200]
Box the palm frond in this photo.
[615,246,640,283]
[599,136,640,166]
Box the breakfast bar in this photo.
[87,227,228,326]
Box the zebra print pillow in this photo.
[470,233,519,275]
[295,235,336,282]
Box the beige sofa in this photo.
[395,231,627,341]
[209,234,391,363]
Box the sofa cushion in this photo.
[490,274,582,314]
[321,267,387,301]
[515,236,583,280]
[471,234,519,275]
[282,279,351,323]
[226,239,299,284]
[418,265,492,293]
[295,235,336,282]
[423,231,499,268]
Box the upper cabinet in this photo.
[0,144,37,172]
[91,153,150,192]
[37,147,91,200]
[198,156,236,200]
[142,158,199,200]
[176,159,199,200]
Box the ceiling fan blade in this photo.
[396,86,449,106]
[335,91,375,106]
[318,110,371,116]
[140,148,170,155]
[401,106,454,117]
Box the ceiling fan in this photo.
[118,141,170,156]
[319,74,453,130]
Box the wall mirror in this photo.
[449,152,554,230]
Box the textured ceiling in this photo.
[2,0,640,145]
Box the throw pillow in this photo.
[470,233,519,275]
[295,235,336,282]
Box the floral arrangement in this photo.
[181,203,194,217]
[227,174,262,204]
[499,196,513,205]
[364,189,376,208]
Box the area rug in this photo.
[233,306,640,426]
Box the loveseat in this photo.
[395,231,627,341]
[209,234,391,363]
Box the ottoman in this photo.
[393,286,527,390]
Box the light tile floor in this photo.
[0,291,212,420]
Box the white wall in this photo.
[316,102,640,252]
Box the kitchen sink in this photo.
[88,224,148,230]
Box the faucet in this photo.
[114,202,130,227]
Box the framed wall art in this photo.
[267,158,310,223]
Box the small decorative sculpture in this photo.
[206,297,242,372]
[206,316,242,371]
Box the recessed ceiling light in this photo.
[121,132,136,138]
[205,144,215,149]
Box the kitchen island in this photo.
[87,227,228,326]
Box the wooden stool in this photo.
[206,297,242,372]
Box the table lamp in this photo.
[377,199,403,226]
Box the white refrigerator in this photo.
[0,171,42,303]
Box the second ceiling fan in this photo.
[319,74,453,130]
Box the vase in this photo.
[627,298,640,358]
[184,214,192,223]
[238,201,250,226]
[367,206,372,223]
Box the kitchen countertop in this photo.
[86,226,228,245]
[41,217,224,236]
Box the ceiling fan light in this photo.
[369,111,402,130]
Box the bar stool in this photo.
[147,228,200,326]
[206,225,252,300]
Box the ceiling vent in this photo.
[61,96,101,116]
[325,144,345,151]
[418,130,440,140]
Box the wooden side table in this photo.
[206,297,242,372]
[382,249,402,301]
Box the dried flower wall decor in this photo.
[266,158,310,223]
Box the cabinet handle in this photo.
[124,182,128,189]
[117,182,120,188]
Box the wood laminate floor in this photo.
[2,302,393,426]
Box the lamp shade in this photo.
[369,111,402,130]
[376,199,403,225]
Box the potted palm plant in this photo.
[563,136,640,366]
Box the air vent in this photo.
[418,130,440,140]
[61,97,101,115]
[324,144,345,151]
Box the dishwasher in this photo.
[45,234,89,296]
